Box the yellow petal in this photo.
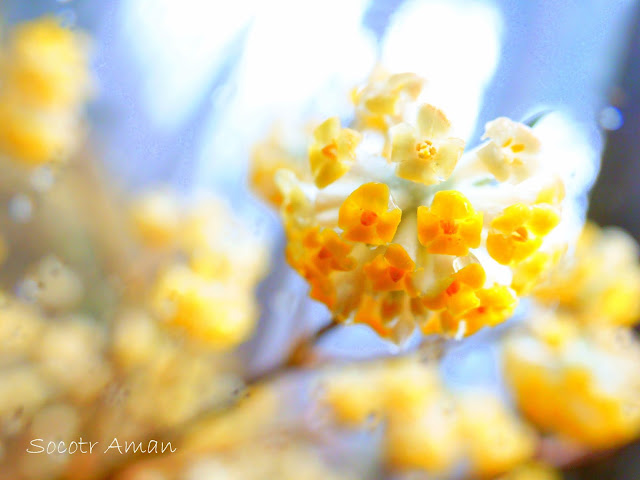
[528,205,560,237]
[313,117,340,145]
[491,204,531,233]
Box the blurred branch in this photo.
[246,319,340,384]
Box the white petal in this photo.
[417,104,451,139]
[476,141,510,182]
[390,123,419,164]
[433,137,464,179]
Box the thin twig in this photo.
[246,319,340,384]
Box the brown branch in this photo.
[246,319,340,384]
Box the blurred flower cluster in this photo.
[0,13,639,480]
[0,17,91,165]
[0,17,266,480]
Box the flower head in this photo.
[254,70,573,342]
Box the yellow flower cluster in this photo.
[0,290,246,479]
[323,357,537,478]
[253,71,568,341]
[0,191,265,478]
[130,191,268,349]
[0,17,91,165]
[502,223,640,452]
[503,316,640,449]
[534,222,640,326]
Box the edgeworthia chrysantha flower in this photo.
[251,70,580,343]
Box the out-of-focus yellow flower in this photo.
[152,265,256,350]
[458,393,536,478]
[338,182,402,245]
[183,200,267,287]
[21,255,84,312]
[476,117,540,182]
[0,99,76,165]
[380,362,461,473]
[184,384,279,451]
[133,192,266,348]
[390,104,464,185]
[384,392,462,473]
[487,203,559,265]
[323,359,536,477]
[534,223,640,327]
[111,310,160,369]
[130,190,180,249]
[3,18,91,109]
[323,359,441,428]
[37,317,111,402]
[0,365,49,421]
[0,17,91,166]
[352,70,424,130]
[536,178,566,205]
[503,317,640,449]
[250,130,307,207]
[0,296,44,360]
[309,117,361,188]
[417,191,482,256]
[322,366,386,426]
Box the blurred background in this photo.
[1,0,639,478]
